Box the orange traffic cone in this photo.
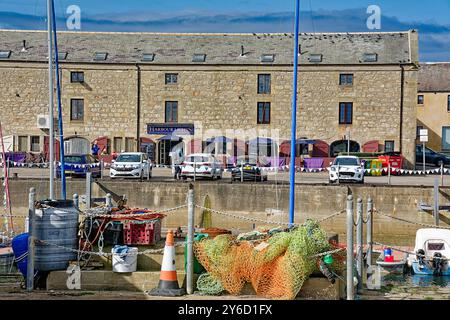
[148,230,185,296]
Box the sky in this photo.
[0,0,449,61]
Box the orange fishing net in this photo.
[194,220,344,300]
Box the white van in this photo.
[180,153,223,180]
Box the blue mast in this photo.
[51,0,66,199]
[289,0,300,226]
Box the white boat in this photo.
[375,251,407,273]
[407,228,450,276]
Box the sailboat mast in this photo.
[0,122,12,234]
[51,0,67,199]
[47,0,55,200]
[288,0,300,226]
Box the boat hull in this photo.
[411,261,450,276]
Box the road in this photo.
[4,167,450,187]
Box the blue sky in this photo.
[0,0,449,61]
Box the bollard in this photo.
[73,193,79,210]
[356,198,363,293]
[106,193,112,210]
[434,178,439,226]
[366,198,373,269]
[85,172,92,209]
[346,195,354,300]
[193,159,196,182]
[100,159,104,180]
[388,163,391,185]
[186,184,195,295]
[27,187,36,292]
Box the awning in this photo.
[206,136,232,143]
[157,133,183,141]
[248,137,275,145]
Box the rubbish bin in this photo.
[371,159,383,176]
[363,159,373,176]
[184,233,208,274]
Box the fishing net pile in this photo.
[194,220,344,300]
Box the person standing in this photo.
[91,140,100,158]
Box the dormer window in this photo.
[93,52,108,61]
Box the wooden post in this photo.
[346,195,354,300]
[26,187,36,292]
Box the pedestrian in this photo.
[91,140,100,158]
[173,149,184,180]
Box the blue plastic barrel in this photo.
[384,248,392,257]
[11,233,29,278]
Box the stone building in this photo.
[417,63,450,152]
[0,29,419,166]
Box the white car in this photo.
[110,152,152,180]
[181,153,223,180]
[329,156,364,184]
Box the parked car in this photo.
[56,154,101,178]
[329,156,364,184]
[180,153,223,180]
[110,152,152,180]
[415,145,450,167]
[231,156,268,182]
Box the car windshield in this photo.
[334,158,360,166]
[65,156,84,163]
[116,154,141,162]
[186,156,211,163]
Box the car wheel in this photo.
[264,176,268,182]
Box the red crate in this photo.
[123,220,161,245]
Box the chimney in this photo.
[21,40,27,52]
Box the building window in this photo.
[30,136,40,152]
[339,102,353,124]
[70,99,84,121]
[125,138,134,152]
[18,136,28,152]
[165,73,178,85]
[113,137,123,153]
[385,141,395,153]
[418,95,424,104]
[257,74,271,94]
[70,71,84,83]
[165,101,178,123]
[257,102,271,124]
[442,127,450,150]
[339,74,353,86]
[448,95,450,111]
[416,126,424,138]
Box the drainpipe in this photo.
[399,65,405,155]
[136,64,141,152]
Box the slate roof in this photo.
[418,63,450,92]
[0,29,417,66]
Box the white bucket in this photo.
[112,246,138,273]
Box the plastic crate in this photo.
[84,219,124,246]
[123,220,161,245]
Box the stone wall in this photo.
[0,62,418,165]
[7,179,448,244]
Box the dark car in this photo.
[56,154,101,178]
[416,145,450,167]
[231,157,268,182]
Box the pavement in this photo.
[5,167,450,187]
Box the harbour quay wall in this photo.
[8,180,448,244]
